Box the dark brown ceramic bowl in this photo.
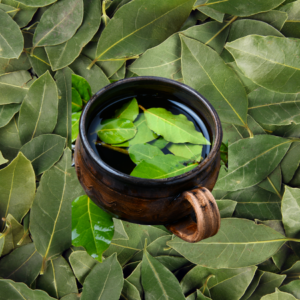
[74,76,223,243]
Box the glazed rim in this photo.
[80,76,222,187]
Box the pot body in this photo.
[74,77,222,225]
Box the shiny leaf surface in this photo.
[115,98,139,122]
[71,74,92,103]
[167,143,203,162]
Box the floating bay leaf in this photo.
[228,19,283,43]
[70,55,110,94]
[113,114,158,147]
[129,143,163,164]
[167,143,203,162]
[0,116,22,161]
[69,250,100,284]
[0,103,21,128]
[72,195,114,262]
[33,0,84,48]
[30,149,84,266]
[36,256,78,298]
[0,243,42,286]
[121,280,141,300]
[45,0,101,71]
[0,70,31,105]
[181,265,256,300]
[205,0,285,17]
[168,218,288,268]
[93,0,195,63]
[144,107,210,144]
[279,1,300,38]
[0,9,23,59]
[258,165,282,196]
[18,71,58,145]
[54,67,72,148]
[248,272,286,300]
[27,47,53,77]
[131,154,197,179]
[150,136,169,149]
[0,152,35,230]
[247,10,288,31]
[248,87,300,125]
[142,249,186,300]
[20,134,65,175]
[16,0,57,7]
[1,0,37,28]
[181,35,248,127]
[215,135,291,191]
[115,98,139,122]
[0,53,31,75]
[281,142,300,183]
[226,35,300,94]
[216,200,237,218]
[0,279,55,300]
[97,118,137,144]
[72,112,81,142]
[280,280,300,298]
[81,253,123,300]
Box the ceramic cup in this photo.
[74,76,223,243]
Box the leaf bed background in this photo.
[1,0,300,299]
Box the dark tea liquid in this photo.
[87,94,211,175]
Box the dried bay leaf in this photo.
[0,116,22,161]
[215,135,291,191]
[0,70,32,105]
[0,152,35,230]
[72,195,114,262]
[0,53,31,75]
[180,265,256,300]
[33,0,84,48]
[226,35,300,94]
[121,280,141,300]
[97,118,137,144]
[30,149,84,269]
[27,47,53,77]
[16,0,57,7]
[20,134,66,175]
[258,165,282,196]
[113,218,129,240]
[241,270,264,300]
[289,166,300,187]
[279,0,300,38]
[227,19,284,43]
[197,6,224,23]
[69,55,110,94]
[279,280,300,298]
[281,142,300,183]
[110,62,126,80]
[45,0,101,71]
[129,143,164,164]
[0,103,21,128]
[261,289,297,300]
[36,256,78,298]
[0,279,55,300]
[81,253,124,300]
[0,9,23,59]
[181,35,248,128]
[0,243,42,286]
[53,67,72,148]
[130,154,197,179]
[216,199,237,218]
[18,71,58,145]
[204,0,285,17]
[61,294,81,300]
[0,151,8,166]
[168,218,288,268]
[92,0,195,63]
[248,87,300,125]
[142,249,186,300]
[69,250,100,284]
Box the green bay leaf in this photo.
[81,253,124,300]
[93,0,195,62]
[71,74,92,103]
[97,118,137,144]
[115,98,139,122]
[72,112,81,143]
[167,143,203,162]
[72,195,114,262]
[71,88,82,113]
[45,0,101,71]
[226,35,300,94]
[167,218,288,269]
[181,35,248,127]
[18,71,58,145]
[33,0,84,48]
[129,143,164,164]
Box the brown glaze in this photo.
[74,77,223,243]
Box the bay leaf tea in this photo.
[87,93,211,179]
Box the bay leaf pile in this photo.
[1,0,300,299]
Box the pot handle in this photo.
[166,187,221,243]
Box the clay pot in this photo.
[74,76,223,243]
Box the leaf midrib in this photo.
[249,100,300,109]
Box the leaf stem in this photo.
[139,104,147,112]
[102,0,108,27]
[17,229,29,246]
[95,141,129,155]
[41,257,47,275]
[245,124,254,138]
[5,8,20,14]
